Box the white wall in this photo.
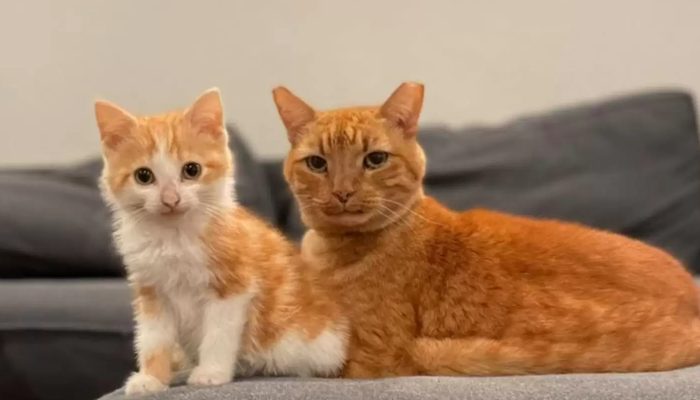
[1,0,699,166]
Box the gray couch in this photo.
[2,90,700,400]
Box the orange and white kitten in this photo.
[95,89,347,395]
[273,83,700,378]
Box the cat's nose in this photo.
[161,190,181,209]
[332,191,355,204]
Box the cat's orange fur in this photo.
[273,82,700,378]
[96,89,346,395]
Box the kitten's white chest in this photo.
[117,216,212,291]
[163,286,208,357]
[116,215,214,355]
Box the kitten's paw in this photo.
[124,372,167,395]
[187,365,232,386]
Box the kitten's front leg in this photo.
[187,291,253,386]
[125,286,177,395]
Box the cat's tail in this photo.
[409,337,552,376]
[410,328,700,376]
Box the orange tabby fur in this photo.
[96,89,346,395]
[273,82,700,378]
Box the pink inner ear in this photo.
[272,87,316,144]
[186,90,225,139]
[97,118,136,150]
[190,116,225,140]
[282,106,315,141]
[101,130,127,149]
[191,112,219,128]
[380,83,424,138]
[95,101,138,149]
[187,112,223,139]
[381,102,419,137]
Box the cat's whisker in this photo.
[376,197,443,227]
[374,204,417,234]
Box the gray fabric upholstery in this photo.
[99,366,700,400]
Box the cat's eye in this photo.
[305,155,327,173]
[363,152,389,170]
[182,162,201,180]
[134,167,155,185]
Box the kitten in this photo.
[272,83,700,377]
[95,89,347,395]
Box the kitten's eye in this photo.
[363,152,389,170]
[182,162,201,180]
[134,167,155,185]
[305,156,327,173]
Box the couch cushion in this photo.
[0,167,121,278]
[275,91,700,272]
[0,279,134,400]
[0,127,275,278]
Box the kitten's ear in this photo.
[380,82,424,138]
[186,88,226,139]
[94,100,137,150]
[272,86,316,144]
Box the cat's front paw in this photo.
[124,372,167,395]
[187,365,232,386]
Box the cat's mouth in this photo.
[326,209,365,215]
[321,207,372,226]
[159,207,188,217]
[323,205,366,216]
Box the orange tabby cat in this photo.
[272,82,700,378]
[96,89,347,395]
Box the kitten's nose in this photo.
[332,191,355,204]
[161,188,181,209]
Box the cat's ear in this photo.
[186,88,226,139]
[380,82,424,138]
[272,86,316,144]
[94,100,137,150]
